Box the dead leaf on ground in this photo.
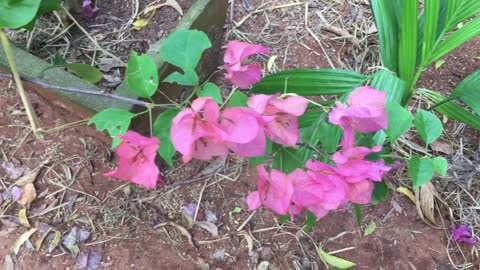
[415,182,438,224]
[165,221,195,247]
[430,141,455,155]
[18,208,30,227]
[195,221,218,237]
[14,169,40,186]
[132,0,183,30]
[17,183,36,206]
[12,228,38,255]
[2,254,14,270]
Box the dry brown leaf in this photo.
[15,169,40,186]
[238,231,253,253]
[132,0,183,30]
[166,221,195,247]
[2,254,14,270]
[194,221,218,237]
[35,228,52,251]
[17,183,37,206]
[12,228,38,255]
[415,182,437,224]
[430,141,454,155]
[18,208,30,227]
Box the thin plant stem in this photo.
[148,107,153,137]
[0,30,41,137]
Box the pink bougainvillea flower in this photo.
[248,94,309,146]
[104,131,162,189]
[452,224,477,245]
[224,40,270,88]
[220,107,266,157]
[329,86,388,142]
[246,165,294,215]
[82,0,99,18]
[171,97,229,163]
[288,168,347,219]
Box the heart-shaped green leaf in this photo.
[227,91,248,107]
[386,102,413,142]
[414,109,443,145]
[127,52,158,98]
[197,83,222,104]
[153,109,180,167]
[88,109,136,148]
[0,0,41,29]
[318,245,356,269]
[163,69,198,86]
[433,156,448,176]
[409,156,435,188]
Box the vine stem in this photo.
[0,30,41,137]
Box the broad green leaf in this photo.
[153,109,180,167]
[371,0,400,72]
[227,91,248,107]
[429,16,480,65]
[409,156,435,188]
[385,102,412,142]
[420,89,480,130]
[422,0,440,62]
[444,1,480,32]
[305,211,316,232]
[160,29,212,70]
[433,157,448,176]
[249,139,272,168]
[0,0,41,29]
[451,69,480,115]
[371,181,389,205]
[279,214,290,223]
[23,0,60,30]
[272,146,304,174]
[88,109,136,148]
[64,63,103,84]
[398,0,418,87]
[251,69,369,96]
[127,52,158,98]
[163,69,198,86]
[318,245,356,269]
[198,83,222,104]
[364,221,377,236]
[414,109,443,145]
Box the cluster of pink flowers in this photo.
[246,86,392,219]
[170,94,309,163]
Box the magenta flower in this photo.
[452,224,477,245]
[247,94,309,146]
[329,86,388,147]
[82,0,99,18]
[171,97,228,163]
[224,41,270,88]
[246,165,294,215]
[104,131,162,189]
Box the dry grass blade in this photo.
[415,182,438,225]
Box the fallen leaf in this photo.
[267,55,278,72]
[132,0,183,30]
[2,254,14,270]
[12,228,38,255]
[63,227,80,256]
[18,208,30,227]
[435,59,446,70]
[239,231,253,253]
[206,210,217,223]
[195,221,218,237]
[35,228,52,251]
[257,261,270,270]
[229,207,242,219]
[17,183,36,206]
[396,187,416,203]
[363,221,376,236]
[415,182,437,224]
[48,230,62,252]
[166,222,195,247]
[430,141,454,155]
[15,169,40,186]
[317,245,356,269]
[77,249,102,270]
[181,210,195,229]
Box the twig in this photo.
[0,73,174,109]
[0,30,41,137]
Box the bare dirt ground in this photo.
[1,0,480,269]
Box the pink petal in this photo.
[191,97,221,121]
[225,63,263,89]
[228,131,266,157]
[268,96,309,116]
[171,110,197,162]
[221,107,261,143]
[265,114,300,146]
[191,139,228,161]
[246,191,262,211]
[263,169,294,215]
[346,180,374,204]
[247,94,273,115]
[224,40,270,65]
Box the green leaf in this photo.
[160,29,212,70]
[249,139,272,168]
[163,69,198,86]
[409,156,435,188]
[279,214,290,223]
[272,146,304,174]
[444,1,480,32]
[422,0,440,62]
[127,52,159,98]
[371,0,400,72]
[354,204,362,226]
[433,157,448,176]
[251,69,369,96]
[318,245,356,269]
[305,211,316,232]
[197,83,222,104]
[0,0,41,29]
[88,109,136,148]
[64,63,103,84]
[153,109,180,167]
[421,89,480,130]
[385,102,412,142]
[23,0,60,30]
[227,91,248,107]
[451,69,480,115]
[364,221,377,237]
[429,16,480,65]
[371,181,389,205]
[414,109,443,145]
[398,0,418,86]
